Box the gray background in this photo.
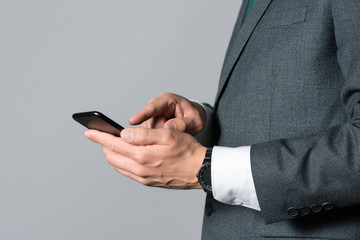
[0,0,241,239]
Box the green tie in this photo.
[244,0,256,20]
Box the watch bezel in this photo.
[197,161,212,192]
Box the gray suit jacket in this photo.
[202,0,360,239]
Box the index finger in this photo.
[84,129,166,164]
[84,129,136,156]
[128,97,174,125]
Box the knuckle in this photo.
[135,152,149,165]
[158,92,169,98]
[106,140,115,151]
[139,178,151,186]
[163,129,175,142]
[159,92,175,102]
[134,167,148,178]
[105,155,114,166]
[147,98,155,104]
[145,102,156,115]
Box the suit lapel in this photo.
[222,0,249,66]
[214,0,273,109]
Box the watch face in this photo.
[198,162,212,192]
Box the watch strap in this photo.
[203,147,213,164]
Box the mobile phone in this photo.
[72,111,124,137]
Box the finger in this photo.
[84,129,136,156]
[128,96,175,125]
[121,127,172,145]
[141,115,167,129]
[102,147,145,176]
[113,166,151,186]
[85,129,164,167]
[141,118,154,128]
[153,115,167,128]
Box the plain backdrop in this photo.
[0,0,242,239]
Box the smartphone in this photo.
[72,111,124,137]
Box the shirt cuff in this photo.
[212,146,261,211]
[190,100,214,147]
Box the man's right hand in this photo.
[128,92,206,135]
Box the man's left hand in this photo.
[84,128,207,189]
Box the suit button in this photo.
[299,206,311,216]
[310,204,322,214]
[322,202,333,211]
[287,207,299,218]
[205,203,213,216]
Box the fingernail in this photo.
[121,128,133,142]
[170,123,176,130]
[165,122,176,130]
[84,130,92,139]
[128,117,134,124]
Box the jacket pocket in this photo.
[264,6,308,28]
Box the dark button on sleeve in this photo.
[299,206,311,216]
[310,204,322,214]
[322,202,333,211]
[287,207,299,218]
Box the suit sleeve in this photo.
[250,1,360,224]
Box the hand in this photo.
[129,92,206,135]
[84,127,207,189]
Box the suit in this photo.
[202,0,360,239]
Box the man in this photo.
[85,0,360,239]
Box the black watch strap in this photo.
[204,147,212,163]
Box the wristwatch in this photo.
[197,147,213,193]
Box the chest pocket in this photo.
[262,6,308,28]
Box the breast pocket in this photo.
[263,6,308,28]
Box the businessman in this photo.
[85,0,360,239]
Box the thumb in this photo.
[121,128,166,145]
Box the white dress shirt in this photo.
[195,102,261,211]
